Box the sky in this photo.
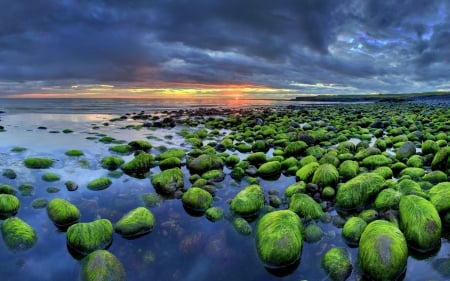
[0,0,449,99]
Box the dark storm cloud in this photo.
[0,0,448,95]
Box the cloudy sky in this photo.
[0,0,449,98]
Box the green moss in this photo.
[2,168,16,179]
[115,207,155,238]
[11,146,27,152]
[342,217,367,245]
[46,186,60,193]
[374,188,402,210]
[246,152,267,165]
[67,219,113,255]
[289,193,325,220]
[17,184,33,196]
[406,155,423,168]
[101,156,124,170]
[225,154,240,167]
[429,182,450,213]
[396,141,417,160]
[299,155,318,167]
[230,184,264,217]
[141,193,162,208]
[109,144,133,155]
[201,169,225,182]
[128,140,152,152]
[47,198,80,228]
[31,198,48,209]
[372,166,393,179]
[187,154,224,175]
[181,187,213,212]
[205,207,224,222]
[258,161,282,179]
[361,154,392,169]
[398,167,425,180]
[338,160,359,180]
[0,194,20,216]
[336,173,385,210]
[284,181,306,198]
[159,156,182,170]
[355,147,381,161]
[0,184,17,195]
[158,148,186,160]
[422,140,439,155]
[42,172,60,182]
[65,149,84,156]
[1,217,37,251]
[399,195,441,252]
[358,220,408,281]
[151,167,184,194]
[422,170,448,184]
[322,247,352,281]
[359,209,379,223]
[81,250,126,281]
[303,224,323,243]
[312,163,339,187]
[256,210,303,268]
[431,147,450,171]
[24,157,53,169]
[322,186,336,199]
[284,141,308,157]
[295,161,319,182]
[233,217,252,235]
[121,152,155,177]
[87,177,112,191]
[230,166,245,181]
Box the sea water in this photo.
[0,97,449,281]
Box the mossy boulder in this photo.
[233,217,252,235]
[431,147,450,171]
[159,156,182,170]
[339,160,359,180]
[158,148,185,160]
[101,156,124,170]
[423,171,448,184]
[303,223,323,243]
[47,198,80,228]
[295,161,319,182]
[205,207,224,222]
[42,172,60,182]
[361,155,392,169]
[230,184,265,217]
[201,169,225,182]
[358,220,408,281]
[187,154,224,175]
[342,217,367,245]
[284,181,306,198]
[398,167,425,180]
[396,141,417,160]
[2,168,16,179]
[151,167,184,194]
[24,157,53,169]
[128,140,152,152]
[289,193,325,220]
[182,187,213,212]
[322,247,352,281]
[355,147,381,161]
[67,219,113,255]
[284,141,308,157]
[422,140,440,155]
[65,149,84,156]
[257,161,282,179]
[121,152,155,177]
[81,250,126,281]
[372,166,393,179]
[312,163,339,187]
[0,194,20,216]
[109,144,133,155]
[0,184,17,195]
[336,173,385,210]
[406,154,423,168]
[399,195,441,252]
[87,177,112,191]
[1,217,37,251]
[256,210,303,268]
[374,188,402,210]
[115,207,155,238]
[246,152,267,165]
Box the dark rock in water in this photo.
[2,169,17,179]
[65,181,78,191]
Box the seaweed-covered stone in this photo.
[87,177,112,191]
[121,152,155,177]
[201,169,225,182]
[47,198,80,227]
[109,144,133,155]
[158,148,186,160]
[101,156,125,170]
[422,140,440,155]
[1,217,37,251]
[399,195,441,252]
[0,194,20,216]
[374,188,402,210]
[2,168,16,179]
[205,207,224,222]
[115,207,155,238]
[289,193,325,220]
[312,163,339,187]
[339,160,359,180]
[406,155,423,168]
[0,184,17,195]
[182,187,213,212]
[361,155,392,169]
[396,141,417,160]
[342,217,367,245]
[358,220,408,281]
[233,217,252,235]
[246,152,267,165]
[65,149,84,156]
[431,147,450,171]
[81,250,126,281]
[24,157,53,169]
[284,181,306,198]
[159,156,182,170]
[336,173,385,210]
[422,170,448,184]
[67,219,113,255]
[230,184,264,217]
[373,166,393,179]
[128,140,152,152]
[359,209,379,223]
[295,162,319,182]
[398,167,425,180]
[284,141,308,157]
[151,167,184,194]
[257,161,282,179]
[187,154,224,175]
[322,247,352,281]
[303,224,323,243]
[355,147,381,161]
[42,172,60,182]
[31,198,48,209]
[256,210,303,268]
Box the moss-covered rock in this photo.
[295,161,319,182]
[374,188,402,210]
[1,217,37,251]
[182,187,213,212]
[284,141,308,157]
[398,167,425,180]
[31,198,48,209]
[65,149,84,156]
[406,155,423,168]
[101,156,124,170]
[372,166,393,179]
[361,155,392,169]
[233,217,252,235]
[312,163,339,187]
[81,250,126,281]
[67,219,113,255]
[128,140,152,152]
[151,167,184,194]
[24,157,53,169]
[159,156,182,170]
[230,184,264,217]
[399,195,441,252]
[256,210,303,268]
[201,169,225,182]
[109,144,133,155]
[289,193,325,220]
[336,173,385,210]
[257,161,282,179]
[338,160,359,180]
[358,220,408,281]
[423,170,448,184]
[115,207,155,238]
[47,198,80,228]
[0,184,17,195]
[355,147,381,161]
[303,223,323,243]
[2,168,16,179]
[158,148,185,160]
[284,181,306,198]
[396,141,417,160]
[205,207,224,222]
[121,152,155,177]
[422,140,440,155]
[42,172,60,182]
[342,217,367,245]
[0,194,20,216]
[87,177,112,191]
[246,152,267,165]
[187,154,224,175]
[322,247,352,281]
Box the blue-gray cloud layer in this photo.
[0,0,448,95]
